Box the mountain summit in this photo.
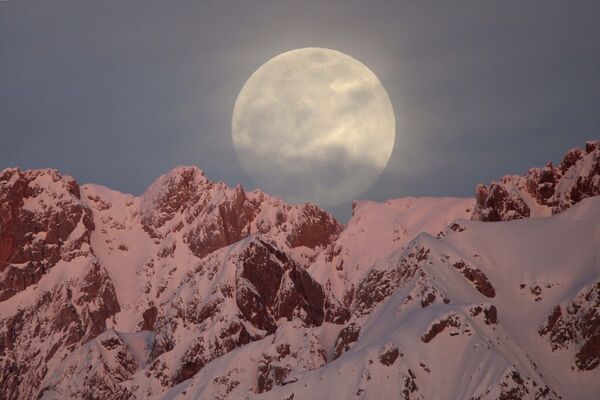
[1,140,598,399]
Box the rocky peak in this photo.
[140,166,342,259]
[140,166,209,231]
[473,139,599,221]
[0,168,93,301]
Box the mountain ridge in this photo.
[0,140,598,399]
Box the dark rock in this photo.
[473,140,600,221]
[333,323,361,359]
[140,166,341,260]
[286,203,342,249]
[0,169,93,301]
[379,346,400,366]
[141,306,158,331]
[539,279,600,370]
[484,305,498,325]
[179,360,205,382]
[453,261,496,298]
[421,314,461,343]
[258,361,292,393]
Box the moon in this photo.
[232,47,395,207]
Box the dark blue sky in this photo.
[1,1,598,221]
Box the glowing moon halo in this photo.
[232,48,395,207]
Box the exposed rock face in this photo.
[140,166,341,259]
[141,306,158,331]
[0,169,117,400]
[470,304,498,325]
[478,368,558,400]
[539,278,600,370]
[144,237,335,389]
[38,330,140,400]
[235,239,326,332]
[333,322,361,360]
[474,183,531,221]
[421,313,463,343]
[452,260,496,298]
[256,334,326,394]
[378,344,400,366]
[167,320,327,400]
[473,140,600,221]
[0,168,94,301]
[0,261,120,400]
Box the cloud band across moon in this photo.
[232,47,395,207]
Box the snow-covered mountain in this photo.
[1,140,598,399]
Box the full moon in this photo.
[232,47,395,207]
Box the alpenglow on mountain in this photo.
[1,140,599,399]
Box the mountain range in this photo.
[1,140,598,400]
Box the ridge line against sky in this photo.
[0,1,598,221]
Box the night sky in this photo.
[1,1,598,221]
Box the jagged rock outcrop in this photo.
[142,237,336,392]
[0,260,120,400]
[38,329,141,400]
[140,166,341,259]
[0,168,94,301]
[0,169,120,400]
[473,140,599,221]
[539,278,600,371]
